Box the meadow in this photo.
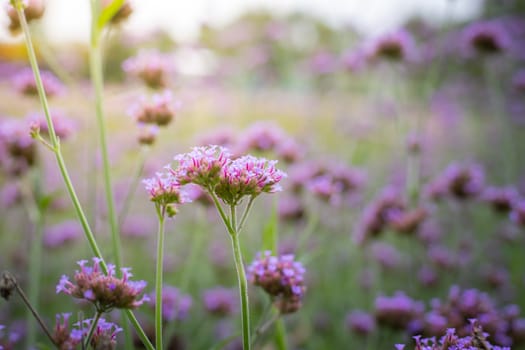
[1,1,525,349]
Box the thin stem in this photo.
[230,232,251,350]
[274,318,288,350]
[83,311,103,348]
[237,195,256,233]
[209,190,234,234]
[155,204,166,350]
[125,309,155,350]
[4,272,57,347]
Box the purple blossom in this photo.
[26,110,76,140]
[52,313,82,349]
[510,200,525,227]
[122,50,174,89]
[148,285,192,322]
[72,317,122,350]
[374,292,424,329]
[363,29,418,63]
[424,163,485,201]
[137,124,159,145]
[247,251,306,314]
[481,186,520,213]
[143,171,189,207]
[277,195,305,222]
[202,287,238,317]
[43,220,83,248]
[56,258,149,312]
[12,68,63,97]
[0,118,36,176]
[346,310,376,336]
[128,90,180,126]
[512,69,525,92]
[461,20,511,56]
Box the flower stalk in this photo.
[154,204,167,349]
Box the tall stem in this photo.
[155,205,166,350]
[229,220,251,350]
[13,2,154,349]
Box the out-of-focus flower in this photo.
[7,0,45,33]
[510,200,525,227]
[481,186,520,214]
[137,124,159,146]
[374,292,424,329]
[346,310,376,336]
[461,20,511,56]
[247,251,306,314]
[0,118,36,176]
[53,313,82,350]
[364,29,418,63]
[56,257,149,312]
[43,220,82,248]
[307,51,339,75]
[195,127,236,149]
[369,242,402,270]
[122,50,174,89]
[12,68,63,97]
[74,317,122,350]
[128,90,180,126]
[424,163,485,201]
[278,195,305,222]
[202,287,238,317]
[148,285,192,322]
[101,0,133,25]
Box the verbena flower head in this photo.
[6,0,45,33]
[143,171,189,207]
[374,292,424,329]
[74,317,122,350]
[481,186,520,214]
[170,145,231,188]
[122,49,174,89]
[247,251,306,314]
[202,287,238,317]
[346,310,376,336]
[510,200,525,227]
[12,68,63,97]
[364,29,418,63]
[56,258,149,312]
[215,155,286,205]
[128,90,180,126]
[461,20,511,56]
[44,220,83,248]
[0,118,36,176]
[148,286,192,322]
[137,124,159,145]
[425,163,485,201]
[53,313,82,350]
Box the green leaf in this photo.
[262,198,278,254]
[97,0,125,30]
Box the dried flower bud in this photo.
[0,271,16,300]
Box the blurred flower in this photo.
[195,127,237,149]
[53,313,82,350]
[374,291,423,329]
[137,124,159,146]
[12,68,63,97]
[481,186,520,214]
[101,0,132,25]
[346,310,376,336]
[461,20,511,56]
[122,50,174,89]
[0,117,36,176]
[247,251,306,314]
[74,317,122,350]
[364,29,418,63]
[43,220,82,248]
[424,163,485,201]
[369,242,402,270]
[56,257,149,312]
[202,287,238,317]
[148,285,192,322]
[26,110,76,139]
[277,194,305,222]
[128,90,180,126]
[307,51,339,75]
[510,200,525,227]
[6,0,45,33]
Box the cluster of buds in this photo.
[202,287,238,317]
[374,292,424,330]
[53,313,82,350]
[247,251,306,314]
[75,317,122,349]
[56,258,149,313]
[425,163,485,201]
[363,29,418,63]
[143,171,190,216]
[6,0,45,33]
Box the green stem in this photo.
[14,3,154,349]
[274,319,288,350]
[83,311,103,348]
[155,205,166,350]
[209,190,234,234]
[230,227,251,350]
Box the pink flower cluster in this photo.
[122,50,174,89]
[12,68,63,97]
[56,258,149,312]
[128,90,180,127]
[143,171,189,207]
[169,145,286,205]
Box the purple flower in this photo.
[128,90,180,126]
[75,317,122,349]
[481,186,520,213]
[52,313,82,349]
[510,200,525,227]
[363,29,418,63]
[56,258,149,312]
[461,20,511,56]
[143,171,189,207]
[148,285,192,322]
[247,251,306,314]
[424,163,485,201]
[122,50,174,89]
[26,110,76,140]
[0,118,36,176]
[43,220,83,248]
[202,287,238,317]
[12,68,63,97]
[374,292,423,329]
[346,310,376,336]
[512,69,525,92]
